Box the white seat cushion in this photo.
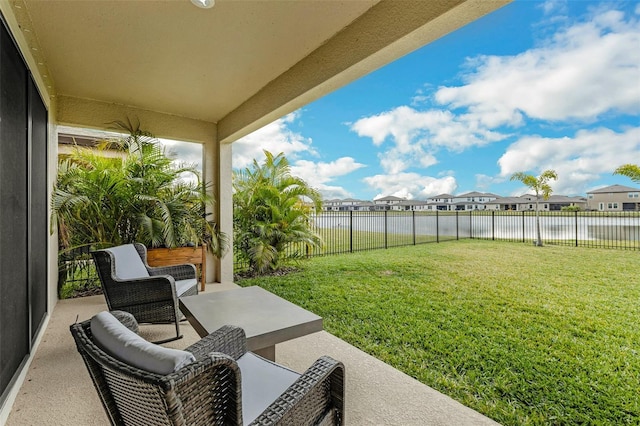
[91,311,195,375]
[175,278,197,296]
[105,244,150,280]
[237,352,300,425]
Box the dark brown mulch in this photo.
[234,266,299,281]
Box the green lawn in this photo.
[236,240,640,425]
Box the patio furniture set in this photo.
[69,243,344,425]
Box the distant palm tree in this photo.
[233,151,322,274]
[510,169,558,247]
[614,164,640,184]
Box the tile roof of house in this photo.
[375,196,406,201]
[586,184,639,194]
[547,195,587,202]
[486,197,530,204]
[457,191,492,197]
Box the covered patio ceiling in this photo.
[10,0,510,143]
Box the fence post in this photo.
[492,211,495,241]
[522,210,525,242]
[436,210,440,243]
[412,210,416,245]
[384,210,388,249]
[464,210,473,240]
[349,210,353,253]
[306,216,311,258]
[456,211,459,240]
[575,210,578,247]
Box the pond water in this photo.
[313,213,640,242]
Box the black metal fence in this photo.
[234,210,640,271]
[58,245,100,297]
[60,211,639,279]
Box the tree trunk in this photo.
[535,198,543,246]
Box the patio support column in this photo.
[217,142,234,283]
[203,135,234,284]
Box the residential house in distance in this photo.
[425,194,455,211]
[452,191,499,203]
[322,198,374,212]
[484,195,533,211]
[587,184,640,211]
[485,194,587,211]
[450,191,500,211]
[58,131,125,159]
[354,201,376,211]
[321,192,589,213]
[407,200,431,211]
[546,195,588,211]
[391,199,429,211]
[58,133,99,155]
[322,199,342,211]
[373,195,406,210]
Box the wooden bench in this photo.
[147,244,206,291]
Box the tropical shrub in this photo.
[233,151,322,275]
[52,121,224,296]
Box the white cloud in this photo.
[363,173,457,200]
[290,157,366,199]
[232,6,640,200]
[475,173,505,191]
[351,7,639,192]
[498,126,640,194]
[435,8,640,124]
[411,86,434,106]
[538,0,568,16]
[233,113,366,200]
[351,106,507,173]
[160,139,202,169]
[157,139,203,185]
[232,112,316,169]
[310,185,352,200]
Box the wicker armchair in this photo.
[92,243,198,343]
[70,312,345,426]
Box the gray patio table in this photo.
[179,286,323,361]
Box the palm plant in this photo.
[233,151,323,274]
[52,121,225,296]
[510,169,558,247]
[614,164,640,183]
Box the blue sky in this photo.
[233,0,640,201]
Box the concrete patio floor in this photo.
[6,283,499,425]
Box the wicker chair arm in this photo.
[169,352,243,425]
[250,356,345,425]
[169,351,238,384]
[184,325,247,360]
[148,263,197,280]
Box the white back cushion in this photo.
[104,244,149,279]
[91,311,195,375]
[237,352,300,425]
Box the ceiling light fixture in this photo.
[191,0,214,9]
